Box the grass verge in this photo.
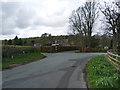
[75,51,106,53]
[86,55,120,88]
[2,52,46,70]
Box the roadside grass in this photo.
[75,51,106,53]
[86,55,120,88]
[2,52,46,70]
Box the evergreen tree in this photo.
[13,36,19,45]
[8,39,12,45]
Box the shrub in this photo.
[2,45,36,58]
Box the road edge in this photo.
[83,62,89,89]
[2,56,47,71]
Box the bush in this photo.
[2,45,36,58]
[40,46,79,52]
[79,47,107,52]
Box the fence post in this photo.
[116,54,118,62]
[106,50,120,71]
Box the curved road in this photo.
[2,51,105,88]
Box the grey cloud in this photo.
[34,18,67,27]
[1,0,80,38]
[15,7,35,29]
[34,14,68,27]
[2,1,68,34]
[2,2,36,35]
[2,2,20,19]
[2,17,17,35]
[2,2,20,35]
[47,8,65,17]
[2,29,16,35]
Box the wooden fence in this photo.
[106,50,120,71]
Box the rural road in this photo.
[2,51,105,88]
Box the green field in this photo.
[86,55,120,88]
[2,52,46,69]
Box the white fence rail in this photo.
[106,50,120,71]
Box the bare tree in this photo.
[82,1,98,36]
[69,0,98,47]
[99,1,120,54]
[116,2,120,54]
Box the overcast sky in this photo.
[0,0,112,40]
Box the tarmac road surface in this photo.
[2,51,105,88]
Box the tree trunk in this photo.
[117,36,120,55]
[117,15,120,55]
[117,28,120,55]
[113,32,117,54]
